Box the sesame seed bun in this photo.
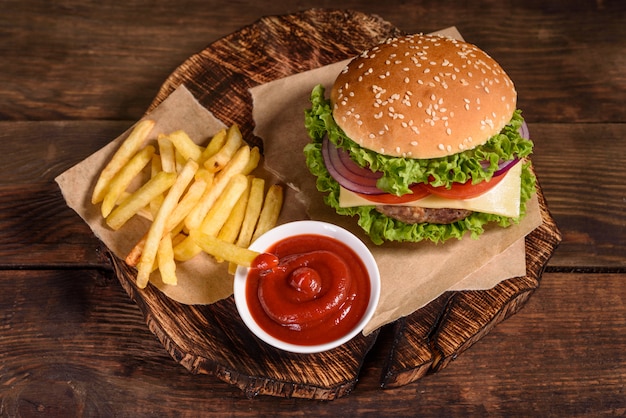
[330,34,517,159]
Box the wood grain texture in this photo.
[98,10,560,399]
[2,1,623,124]
[530,123,626,269]
[2,270,624,416]
[1,0,624,413]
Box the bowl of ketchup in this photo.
[234,220,380,354]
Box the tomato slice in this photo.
[356,183,431,204]
[425,172,506,200]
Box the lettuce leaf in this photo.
[305,84,534,196]
[303,84,537,245]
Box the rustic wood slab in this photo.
[108,9,561,398]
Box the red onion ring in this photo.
[519,121,530,140]
[322,139,384,195]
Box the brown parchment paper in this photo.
[55,85,304,304]
[250,27,542,334]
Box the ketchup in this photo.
[246,234,371,346]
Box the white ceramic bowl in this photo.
[234,220,380,354]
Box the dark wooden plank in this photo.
[1,2,624,123]
[2,269,624,416]
[530,123,626,269]
[0,184,106,268]
[0,121,132,183]
[0,121,131,267]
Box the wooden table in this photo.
[1,1,624,416]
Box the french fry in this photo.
[149,154,164,217]
[171,232,187,247]
[94,123,277,287]
[228,177,265,274]
[203,124,243,173]
[126,176,208,266]
[157,233,177,285]
[241,146,261,175]
[166,178,207,232]
[189,229,260,268]
[92,119,155,204]
[151,153,162,175]
[235,177,265,248]
[168,130,203,162]
[194,167,214,184]
[171,234,201,262]
[157,134,176,173]
[251,184,283,242]
[217,177,250,244]
[101,145,155,218]
[201,174,248,236]
[184,144,250,231]
[136,159,198,288]
[106,171,176,230]
[198,128,227,164]
[174,173,248,261]
[175,149,187,173]
[125,238,144,267]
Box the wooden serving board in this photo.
[110,9,562,399]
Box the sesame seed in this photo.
[438,144,445,150]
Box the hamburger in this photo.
[304,33,536,245]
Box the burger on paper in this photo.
[304,33,536,244]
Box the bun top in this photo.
[331,34,517,159]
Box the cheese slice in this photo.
[339,161,522,218]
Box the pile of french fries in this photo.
[91,119,283,289]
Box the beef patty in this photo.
[376,206,472,225]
